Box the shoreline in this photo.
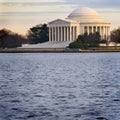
[0,48,120,53]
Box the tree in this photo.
[111,27,120,43]
[0,29,27,48]
[69,35,88,49]
[68,32,101,49]
[84,32,100,46]
[27,24,49,44]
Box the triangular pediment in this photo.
[48,19,70,25]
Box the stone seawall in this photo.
[0,47,120,53]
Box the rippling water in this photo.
[0,53,120,120]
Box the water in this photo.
[0,53,120,120]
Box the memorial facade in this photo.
[48,7,111,42]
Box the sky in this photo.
[0,0,120,35]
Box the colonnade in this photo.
[49,26,77,42]
[82,26,110,40]
[49,25,110,42]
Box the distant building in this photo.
[48,7,111,43]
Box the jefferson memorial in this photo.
[22,7,111,48]
[48,7,111,44]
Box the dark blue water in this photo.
[0,53,120,120]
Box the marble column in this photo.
[72,27,74,41]
[53,27,55,42]
[67,27,69,41]
[62,27,64,41]
[74,26,76,40]
[63,27,65,41]
[70,27,72,41]
[56,27,58,42]
[105,26,107,40]
[62,27,63,41]
[99,26,101,39]
[103,26,105,39]
[61,27,63,41]
[75,26,77,40]
[65,27,67,41]
[54,27,57,41]
[52,27,54,42]
[60,27,61,41]
[58,27,59,42]
[101,26,103,39]
[72,27,73,41]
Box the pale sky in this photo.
[0,0,120,35]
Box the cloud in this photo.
[0,0,66,6]
[97,10,120,14]
[0,2,65,6]
[0,0,65,3]
[1,0,120,9]
[0,11,68,16]
[1,8,119,17]
[64,0,120,8]
[1,0,120,8]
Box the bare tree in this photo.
[0,29,27,48]
[111,27,120,43]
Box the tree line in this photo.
[0,24,48,48]
[0,29,28,48]
[0,24,120,48]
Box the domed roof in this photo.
[67,7,104,23]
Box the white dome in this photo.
[68,7,104,22]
